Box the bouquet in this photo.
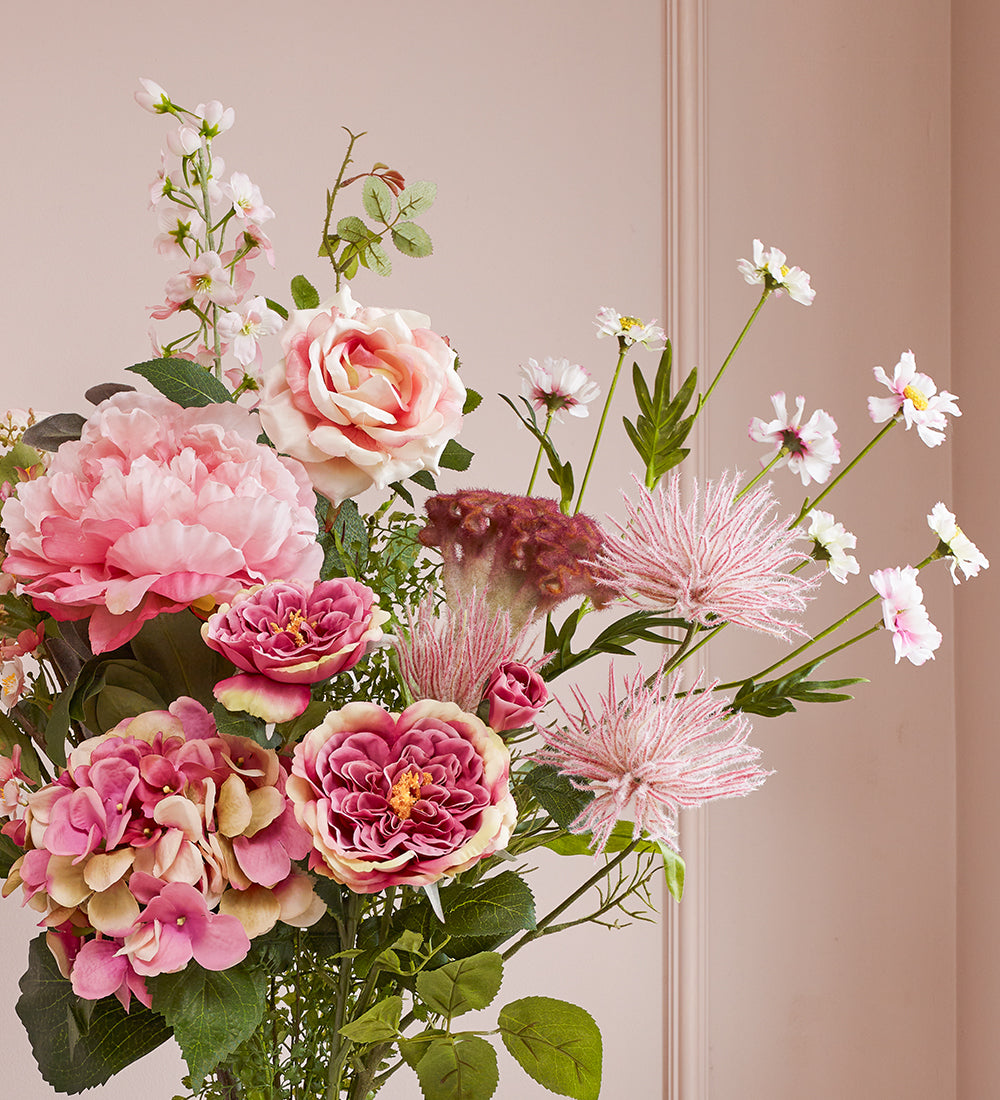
[0,80,986,1100]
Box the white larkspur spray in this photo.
[520,357,600,421]
[870,565,942,666]
[867,350,960,447]
[594,307,666,349]
[749,392,840,486]
[533,664,771,855]
[805,509,859,584]
[927,502,989,583]
[737,239,815,305]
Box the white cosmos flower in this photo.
[870,565,942,666]
[737,239,815,305]
[594,307,666,349]
[927,502,989,583]
[749,392,840,486]
[806,509,859,584]
[867,350,960,448]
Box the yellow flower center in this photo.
[902,384,929,411]
[388,770,432,821]
[270,608,314,647]
[1,670,17,696]
[780,264,790,278]
[618,316,643,331]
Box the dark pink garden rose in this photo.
[286,700,517,893]
[483,661,548,732]
[203,578,390,722]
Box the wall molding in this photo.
[663,2,710,1098]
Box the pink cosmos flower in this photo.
[534,665,769,855]
[600,474,812,637]
[287,700,517,893]
[483,661,549,733]
[204,578,391,722]
[0,391,322,653]
[870,565,942,665]
[867,351,960,447]
[520,357,600,421]
[257,287,466,504]
[396,589,541,712]
[419,490,615,630]
[748,392,840,486]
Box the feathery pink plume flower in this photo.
[870,565,942,665]
[534,664,769,855]
[396,589,541,712]
[600,474,812,637]
[419,490,615,630]
[748,392,840,486]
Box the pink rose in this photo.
[258,287,466,504]
[484,661,548,732]
[0,392,322,653]
[287,700,517,893]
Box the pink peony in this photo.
[0,392,322,653]
[257,287,466,504]
[483,661,549,733]
[287,700,517,893]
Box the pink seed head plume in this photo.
[534,664,770,855]
[600,473,812,638]
[396,589,542,712]
[418,489,615,629]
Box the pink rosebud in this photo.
[484,661,548,732]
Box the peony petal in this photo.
[214,673,311,723]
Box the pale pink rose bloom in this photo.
[0,392,322,653]
[748,392,840,486]
[258,287,466,504]
[535,664,770,855]
[870,565,943,665]
[867,350,960,447]
[287,700,517,893]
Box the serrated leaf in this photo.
[126,358,231,408]
[148,962,267,1089]
[396,181,437,218]
[462,389,483,414]
[290,274,320,309]
[363,175,395,224]
[438,439,473,471]
[337,215,377,244]
[415,1035,498,1100]
[522,765,592,829]
[443,871,536,937]
[411,469,437,491]
[338,995,402,1043]
[416,952,503,1019]
[16,934,172,1094]
[361,238,393,277]
[392,221,433,258]
[499,996,602,1100]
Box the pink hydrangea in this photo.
[287,700,517,893]
[258,287,466,504]
[0,392,322,653]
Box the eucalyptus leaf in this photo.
[21,413,87,452]
[84,382,137,405]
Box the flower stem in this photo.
[574,345,627,514]
[736,447,788,501]
[526,411,554,495]
[698,288,770,413]
[195,140,223,380]
[323,128,367,291]
[501,839,640,961]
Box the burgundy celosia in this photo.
[534,664,770,855]
[419,489,615,628]
[287,700,517,893]
[600,473,812,637]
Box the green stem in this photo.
[323,128,367,290]
[328,893,362,1098]
[574,345,628,514]
[699,288,770,412]
[194,140,223,380]
[501,840,640,961]
[736,446,789,501]
[526,411,553,495]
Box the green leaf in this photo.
[731,659,867,718]
[264,296,289,321]
[126,357,231,408]
[442,871,536,938]
[392,221,434,259]
[338,995,402,1043]
[438,439,473,472]
[522,765,591,830]
[317,497,369,576]
[416,952,503,1018]
[0,711,43,785]
[16,934,172,1093]
[542,820,660,858]
[290,274,320,309]
[659,841,685,903]
[128,610,231,710]
[396,181,437,218]
[0,440,44,483]
[499,996,602,1100]
[411,469,437,490]
[363,175,395,224]
[499,395,574,512]
[364,238,393,277]
[21,413,87,452]
[462,389,483,415]
[336,215,377,244]
[415,1035,498,1100]
[148,961,267,1090]
[212,702,279,749]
